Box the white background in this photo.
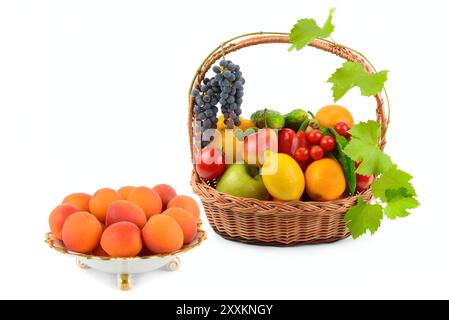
[0,0,448,299]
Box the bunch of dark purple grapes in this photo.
[192,59,245,137]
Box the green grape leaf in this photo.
[327,61,388,102]
[289,8,336,51]
[347,120,380,144]
[358,71,389,96]
[344,140,392,175]
[372,166,417,201]
[383,188,420,219]
[344,198,383,239]
[343,121,393,175]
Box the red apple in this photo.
[195,147,227,180]
[243,128,278,167]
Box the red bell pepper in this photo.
[278,129,298,156]
[278,129,309,156]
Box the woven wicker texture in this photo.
[189,35,387,246]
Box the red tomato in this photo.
[310,145,324,160]
[356,174,374,192]
[320,136,335,151]
[195,147,227,180]
[335,122,350,137]
[294,147,310,162]
[307,129,323,145]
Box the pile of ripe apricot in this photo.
[48,184,201,258]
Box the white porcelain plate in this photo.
[45,229,206,290]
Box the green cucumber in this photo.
[329,127,356,195]
[250,109,285,129]
[284,109,309,131]
[298,119,310,132]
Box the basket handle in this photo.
[188,34,389,164]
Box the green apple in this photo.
[216,163,270,200]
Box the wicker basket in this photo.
[189,34,388,246]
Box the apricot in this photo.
[92,244,109,257]
[105,200,147,229]
[167,195,200,221]
[127,186,162,219]
[100,222,142,258]
[89,188,122,222]
[153,184,177,210]
[117,186,136,199]
[62,211,102,253]
[62,193,91,211]
[142,215,183,254]
[48,203,80,240]
[163,207,198,244]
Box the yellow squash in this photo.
[217,115,256,131]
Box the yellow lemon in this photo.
[261,151,305,201]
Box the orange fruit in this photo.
[62,193,91,211]
[305,158,346,201]
[167,195,200,221]
[89,188,123,222]
[62,211,102,253]
[153,184,177,210]
[105,200,147,229]
[163,207,198,244]
[100,222,142,258]
[127,186,162,219]
[142,215,183,254]
[48,203,80,240]
[316,105,354,128]
[117,186,136,199]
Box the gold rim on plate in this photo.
[45,229,207,261]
